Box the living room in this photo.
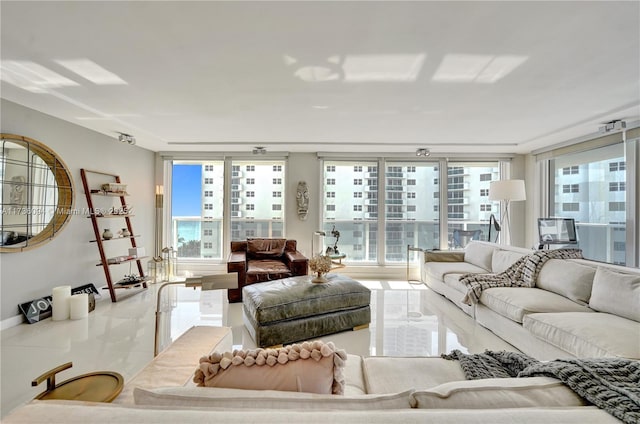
[1,1,639,422]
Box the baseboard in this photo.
[1,314,24,331]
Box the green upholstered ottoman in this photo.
[242,274,371,347]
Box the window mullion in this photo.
[377,157,386,265]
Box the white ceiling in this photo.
[1,1,639,155]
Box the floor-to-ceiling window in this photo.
[446,162,500,249]
[230,160,285,240]
[171,160,224,259]
[169,158,286,261]
[321,158,502,264]
[322,161,378,262]
[384,162,439,262]
[549,143,626,264]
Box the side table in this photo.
[328,253,347,270]
[32,362,123,402]
[407,245,426,283]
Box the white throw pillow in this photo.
[411,377,587,409]
[464,242,495,271]
[536,259,595,305]
[134,386,415,410]
[589,267,640,322]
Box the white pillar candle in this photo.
[52,285,71,321]
[69,293,89,320]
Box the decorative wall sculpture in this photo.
[296,181,309,220]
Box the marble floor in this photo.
[0,279,518,418]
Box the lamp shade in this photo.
[489,180,526,201]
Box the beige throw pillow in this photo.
[193,340,347,395]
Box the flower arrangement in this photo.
[309,255,332,274]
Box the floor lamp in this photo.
[488,180,526,244]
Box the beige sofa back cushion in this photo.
[464,242,495,271]
[536,259,596,305]
[491,250,527,274]
[134,387,415,409]
[411,377,587,409]
[589,267,640,322]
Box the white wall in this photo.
[285,152,320,258]
[0,100,155,322]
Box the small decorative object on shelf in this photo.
[100,183,127,194]
[120,228,131,237]
[309,255,332,284]
[102,229,113,240]
[116,274,145,286]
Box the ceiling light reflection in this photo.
[55,59,127,85]
[343,54,426,82]
[1,60,78,92]
[432,54,528,83]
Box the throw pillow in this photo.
[247,238,286,259]
[193,340,347,395]
[411,377,588,409]
[464,242,495,271]
[589,267,640,322]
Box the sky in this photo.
[172,164,201,216]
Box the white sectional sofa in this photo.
[3,326,624,423]
[421,241,640,361]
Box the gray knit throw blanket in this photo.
[459,248,583,305]
[442,350,640,424]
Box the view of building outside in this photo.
[384,162,439,262]
[322,160,500,264]
[446,162,500,249]
[171,161,224,259]
[322,161,379,262]
[169,152,628,265]
[549,143,626,265]
[230,160,285,241]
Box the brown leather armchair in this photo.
[227,238,309,302]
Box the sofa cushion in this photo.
[536,259,595,305]
[363,357,466,394]
[247,259,291,275]
[411,377,587,409]
[134,387,414,410]
[247,238,286,259]
[443,273,468,294]
[479,288,593,324]
[491,250,527,274]
[589,267,640,322]
[425,262,487,283]
[194,341,346,394]
[464,242,495,271]
[523,312,640,359]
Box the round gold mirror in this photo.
[1,134,74,252]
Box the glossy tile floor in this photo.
[1,279,518,418]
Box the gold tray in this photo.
[35,371,123,402]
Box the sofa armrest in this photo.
[285,250,308,263]
[424,250,465,263]
[227,251,247,266]
[284,251,309,276]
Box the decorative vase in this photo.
[121,228,131,237]
[311,272,328,284]
[102,228,113,240]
